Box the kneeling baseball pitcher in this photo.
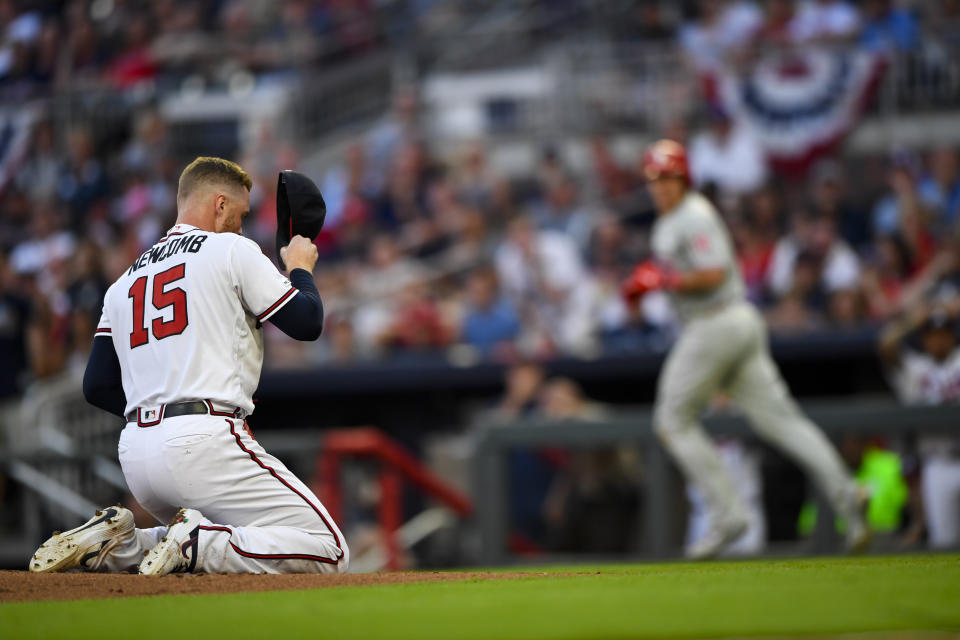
[30,159,349,575]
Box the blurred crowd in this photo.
[0,0,428,99]
[0,0,959,400]
[264,83,960,369]
[0,0,958,561]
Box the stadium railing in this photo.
[472,400,959,564]
[419,39,960,144]
[315,427,473,571]
[0,373,126,568]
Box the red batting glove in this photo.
[621,261,679,301]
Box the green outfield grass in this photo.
[2,555,959,639]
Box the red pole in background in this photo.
[317,427,474,571]
[379,468,403,571]
[315,451,342,525]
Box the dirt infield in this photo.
[0,570,569,603]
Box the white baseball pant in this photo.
[922,456,960,548]
[100,414,348,574]
[654,302,858,526]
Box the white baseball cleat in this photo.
[138,508,203,575]
[685,513,750,560]
[844,487,873,554]
[29,506,135,573]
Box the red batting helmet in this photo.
[642,139,690,183]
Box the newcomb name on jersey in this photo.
[96,224,295,416]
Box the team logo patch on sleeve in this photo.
[692,235,711,251]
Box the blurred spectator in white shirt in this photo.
[530,171,596,251]
[766,250,827,333]
[10,200,75,278]
[366,88,420,195]
[496,217,584,314]
[453,142,510,215]
[353,234,431,356]
[688,105,768,197]
[768,213,860,299]
[495,217,602,355]
[680,0,763,72]
[120,110,169,175]
[15,119,59,204]
[790,0,861,43]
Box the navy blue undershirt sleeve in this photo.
[83,336,127,417]
[268,268,324,341]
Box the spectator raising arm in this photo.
[878,304,931,368]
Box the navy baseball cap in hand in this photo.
[276,170,326,270]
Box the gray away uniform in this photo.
[650,192,859,529]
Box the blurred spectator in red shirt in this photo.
[752,0,797,49]
[107,15,157,88]
[378,278,450,352]
[688,105,768,198]
[733,187,781,303]
[872,153,938,272]
[862,234,914,321]
[590,138,636,207]
[353,235,430,355]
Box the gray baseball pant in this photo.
[653,302,857,525]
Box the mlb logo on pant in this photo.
[143,409,158,421]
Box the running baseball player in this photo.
[623,139,870,559]
[29,157,349,575]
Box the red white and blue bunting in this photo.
[712,48,886,174]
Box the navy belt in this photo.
[125,400,244,426]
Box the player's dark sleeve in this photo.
[83,336,127,417]
[268,268,324,341]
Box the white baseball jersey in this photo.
[890,347,960,550]
[888,347,960,459]
[890,348,960,406]
[96,223,296,416]
[650,191,746,320]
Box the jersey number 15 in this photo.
[128,264,189,348]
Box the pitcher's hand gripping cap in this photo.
[276,170,326,270]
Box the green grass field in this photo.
[2,555,959,639]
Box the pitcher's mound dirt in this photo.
[0,570,573,603]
